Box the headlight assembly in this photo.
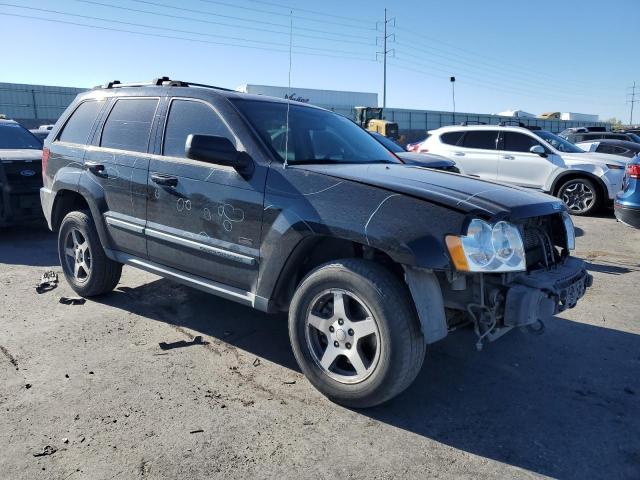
[446,219,526,272]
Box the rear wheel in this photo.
[557,178,600,216]
[58,210,122,297]
[288,259,425,408]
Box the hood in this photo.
[296,163,564,220]
[562,151,629,167]
[396,152,456,169]
[0,149,43,162]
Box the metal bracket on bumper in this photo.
[504,257,593,328]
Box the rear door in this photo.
[83,96,160,258]
[453,130,500,180]
[497,131,557,189]
[145,97,264,291]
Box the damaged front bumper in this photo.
[503,256,593,328]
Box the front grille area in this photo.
[520,214,567,270]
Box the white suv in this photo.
[418,125,629,215]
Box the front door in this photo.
[145,98,264,291]
[454,130,500,181]
[83,96,160,258]
[497,131,557,189]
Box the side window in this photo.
[502,132,541,152]
[596,144,615,154]
[58,101,104,145]
[440,131,465,146]
[163,99,235,158]
[100,98,159,153]
[462,130,498,150]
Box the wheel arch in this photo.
[550,170,607,204]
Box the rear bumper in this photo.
[614,203,640,229]
[502,257,592,327]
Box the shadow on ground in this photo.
[0,225,56,267]
[96,278,640,480]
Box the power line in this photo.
[244,0,374,25]
[76,0,372,41]
[0,11,377,63]
[393,26,609,93]
[192,0,375,30]
[0,3,373,54]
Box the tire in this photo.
[58,210,122,297]
[557,177,600,216]
[288,259,425,408]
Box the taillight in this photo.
[42,147,50,180]
[627,164,640,179]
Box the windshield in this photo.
[371,132,405,152]
[626,132,640,143]
[0,123,42,150]
[534,130,584,153]
[232,99,400,165]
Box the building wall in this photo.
[0,82,85,128]
[238,84,378,108]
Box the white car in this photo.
[417,125,629,215]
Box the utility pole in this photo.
[628,81,638,125]
[377,9,395,108]
[450,76,456,115]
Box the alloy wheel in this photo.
[560,181,595,213]
[305,289,381,384]
[63,228,92,282]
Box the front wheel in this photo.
[288,259,425,408]
[557,178,600,216]
[58,210,122,297]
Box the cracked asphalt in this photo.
[1,214,639,479]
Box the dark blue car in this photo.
[614,155,640,228]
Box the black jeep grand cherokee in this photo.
[41,78,592,408]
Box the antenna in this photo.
[284,10,293,169]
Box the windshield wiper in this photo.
[289,159,398,165]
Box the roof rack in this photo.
[459,121,487,126]
[93,76,234,92]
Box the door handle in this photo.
[151,173,178,187]
[502,155,515,160]
[453,152,465,156]
[85,161,105,174]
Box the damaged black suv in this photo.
[41,78,592,408]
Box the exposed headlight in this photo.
[446,219,526,272]
[562,212,575,250]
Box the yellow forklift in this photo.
[354,107,399,140]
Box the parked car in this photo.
[419,125,628,215]
[559,127,640,144]
[0,119,44,226]
[614,156,640,228]
[406,139,426,152]
[576,139,640,159]
[370,132,459,172]
[41,77,592,408]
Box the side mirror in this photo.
[529,145,547,157]
[185,134,253,175]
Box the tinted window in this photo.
[441,131,465,146]
[0,123,42,150]
[232,100,399,164]
[462,131,498,150]
[58,101,104,145]
[502,132,541,152]
[100,98,158,153]
[371,132,404,152]
[163,100,234,158]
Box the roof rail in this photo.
[93,76,234,92]
[498,120,527,127]
[459,121,487,126]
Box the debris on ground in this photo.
[33,446,57,457]
[158,335,208,351]
[35,271,58,294]
[25,383,32,389]
[62,438,69,444]
[252,358,261,367]
[59,297,86,305]
[189,429,204,434]
[283,380,296,385]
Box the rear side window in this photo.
[58,101,104,145]
[502,132,541,152]
[163,99,235,158]
[100,98,158,153]
[462,131,498,150]
[440,131,464,146]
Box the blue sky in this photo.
[2,0,638,120]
